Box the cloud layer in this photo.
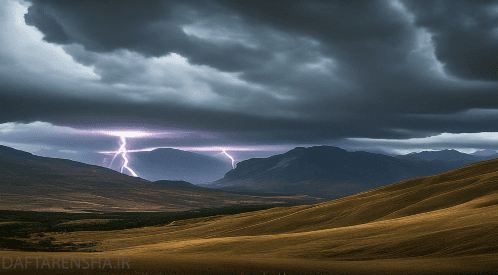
[1,0,498,156]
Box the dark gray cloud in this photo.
[1,0,498,158]
[25,0,182,54]
[23,0,272,72]
[23,2,71,44]
[402,0,498,81]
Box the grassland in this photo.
[2,159,498,274]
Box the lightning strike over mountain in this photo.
[220,148,235,169]
[117,136,138,176]
[101,131,151,177]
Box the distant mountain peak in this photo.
[400,149,477,162]
[471,149,498,157]
[406,149,461,155]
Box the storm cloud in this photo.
[1,0,498,158]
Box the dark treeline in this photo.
[0,203,295,251]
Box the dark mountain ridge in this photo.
[395,149,498,173]
[204,146,498,199]
[396,149,482,162]
[471,149,498,157]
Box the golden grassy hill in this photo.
[111,158,498,257]
[7,157,496,274]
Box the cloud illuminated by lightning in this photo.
[99,145,297,154]
[101,131,152,138]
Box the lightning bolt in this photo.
[109,136,138,177]
[108,146,121,169]
[219,148,235,169]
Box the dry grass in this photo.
[3,159,498,274]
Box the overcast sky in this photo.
[1,0,498,168]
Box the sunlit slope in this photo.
[157,158,498,237]
[109,158,498,260]
[128,202,497,260]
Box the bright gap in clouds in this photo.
[2,0,98,81]
[348,132,498,155]
[350,132,498,144]
[100,131,153,138]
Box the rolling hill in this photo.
[12,152,497,274]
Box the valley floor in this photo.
[2,197,498,274]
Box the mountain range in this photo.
[203,146,498,198]
[0,145,320,212]
[50,145,498,191]
[4,143,497,202]
[396,149,498,162]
